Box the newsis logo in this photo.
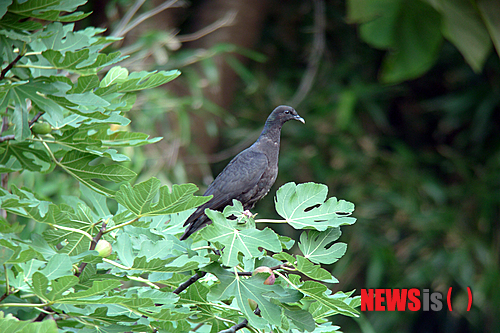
[361,287,473,312]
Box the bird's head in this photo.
[268,105,305,125]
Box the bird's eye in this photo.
[284,110,290,114]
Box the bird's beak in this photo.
[294,114,305,124]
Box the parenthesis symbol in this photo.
[447,287,453,311]
[467,287,472,311]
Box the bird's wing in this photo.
[204,149,268,207]
[182,149,268,228]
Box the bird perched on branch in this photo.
[180,105,305,240]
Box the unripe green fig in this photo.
[31,122,52,134]
[248,299,258,311]
[253,266,276,285]
[95,240,112,257]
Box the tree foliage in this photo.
[0,1,359,332]
[347,0,500,83]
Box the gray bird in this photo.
[181,105,304,240]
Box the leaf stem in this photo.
[192,245,216,252]
[128,275,160,289]
[254,219,287,224]
[102,258,131,270]
[104,216,139,233]
[274,270,300,290]
[0,302,51,308]
[50,224,93,240]
[14,64,56,70]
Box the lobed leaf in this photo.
[298,228,347,264]
[201,208,281,267]
[115,177,211,217]
[275,182,356,231]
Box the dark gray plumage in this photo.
[180,105,304,240]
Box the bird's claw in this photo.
[242,210,257,218]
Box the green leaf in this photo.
[201,208,282,267]
[8,0,87,21]
[12,103,31,141]
[205,263,303,330]
[0,142,52,172]
[42,49,123,74]
[283,306,316,332]
[115,177,211,217]
[31,271,49,300]
[59,150,136,196]
[299,281,359,317]
[40,253,73,280]
[0,311,58,333]
[298,228,347,264]
[46,275,79,301]
[0,245,14,265]
[273,252,338,283]
[424,0,492,72]
[0,80,64,123]
[296,256,339,283]
[116,70,181,92]
[347,0,443,83]
[101,66,129,87]
[59,279,121,301]
[0,1,12,20]
[179,282,240,332]
[275,182,356,231]
[477,0,500,62]
[80,183,111,217]
[129,255,210,273]
[71,74,99,93]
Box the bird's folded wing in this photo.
[204,149,268,209]
[183,149,268,228]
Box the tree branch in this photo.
[289,0,325,107]
[235,264,287,276]
[0,135,15,143]
[76,221,107,277]
[177,10,237,43]
[173,271,206,294]
[218,308,261,333]
[29,112,45,127]
[0,52,24,81]
[112,0,187,38]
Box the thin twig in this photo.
[112,0,186,38]
[0,264,11,302]
[177,10,237,43]
[1,112,8,134]
[0,135,15,143]
[0,51,24,81]
[112,0,147,38]
[218,307,261,333]
[289,0,325,107]
[235,264,287,276]
[29,112,45,127]
[76,221,107,277]
[173,271,206,294]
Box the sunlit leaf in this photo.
[275,182,356,231]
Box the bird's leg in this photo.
[236,210,257,225]
[242,210,257,218]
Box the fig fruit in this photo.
[31,122,52,134]
[253,266,276,285]
[95,240,112,257]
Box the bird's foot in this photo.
[242,210,257,218]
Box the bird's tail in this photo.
[180,214,210,240]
